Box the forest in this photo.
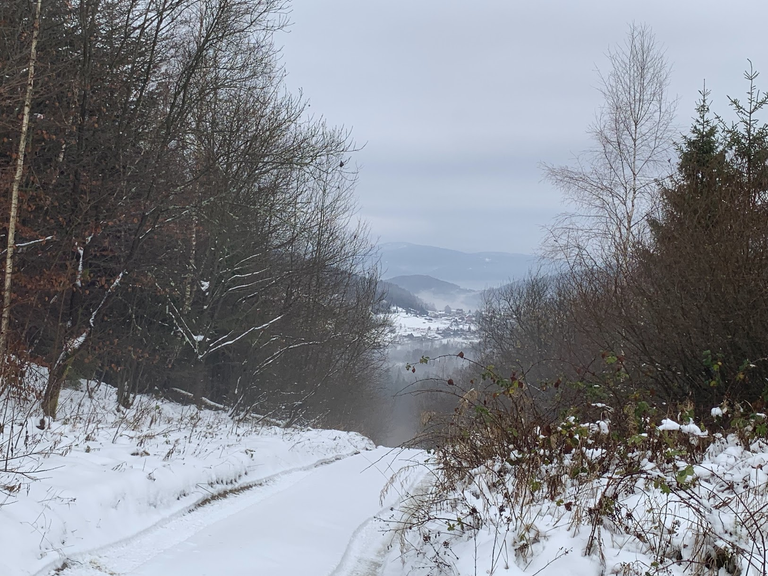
[0,0,389,433]
[3,0,768,459]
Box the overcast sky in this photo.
[278,1,768,255]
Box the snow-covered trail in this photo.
[51,447,425,576]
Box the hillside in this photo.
[3,373,766,576]
[377,242,540,290]
[377,280,433,313]
[385,274,468,295]
[386,274,482,310]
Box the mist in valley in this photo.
[372,306,481,447]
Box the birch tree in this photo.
[545,23,676,273]
[0,0,42,377]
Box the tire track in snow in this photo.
[39,450,362,576]
[329,458,432,576]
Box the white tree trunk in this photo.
[0,0,44,363]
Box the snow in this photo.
[657,418,708,436]
[100,449,425,576]
[658,418,683,431]
[393,310,450,339]
[588,420,610,435]
[75,244,84,287]
[388,430,768,576]
[0,386,376,576]
[5,377,766,576]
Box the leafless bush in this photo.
[393,358,767,575]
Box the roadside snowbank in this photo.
[0,386,373,576]
[389,428,768,576]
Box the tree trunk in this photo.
[41,360,71,419]
[0,0,43,365]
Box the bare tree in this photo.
[35,0,290,417]
[545,23,676,273]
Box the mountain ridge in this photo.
[375,242,539,291]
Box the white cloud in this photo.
[281,0,768,253]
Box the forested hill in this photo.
[376,281,432,314]
[377,242,539,290]
[0,0,387,432]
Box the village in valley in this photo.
[391,305,478,344]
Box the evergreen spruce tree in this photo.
[634,77,768,407]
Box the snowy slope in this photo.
[0,386,376,576]
[385,428,768,576]
[7,379,764,576]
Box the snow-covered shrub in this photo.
[394,362,768,576]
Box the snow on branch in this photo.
[89,271,124,328]
[205,315,284,356]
